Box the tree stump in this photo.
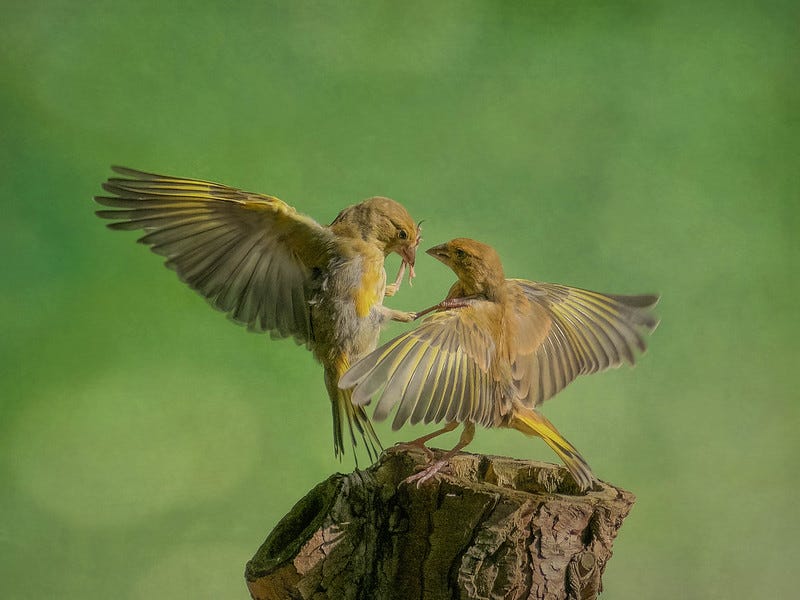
[245,447,635,600]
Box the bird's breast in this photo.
[309,252,387,364]
[352,258,385,318]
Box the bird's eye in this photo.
[398,229,408,240]
[455,249,467,259]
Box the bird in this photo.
[339,238,659,490]
[95,166,421,464]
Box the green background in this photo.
[2,2,797,598]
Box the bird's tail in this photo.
[325,358,382,467]
[509,406,597,491]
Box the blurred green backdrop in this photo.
[1,1,797,598]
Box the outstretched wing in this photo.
[340,281,660,430]
[511,280,659,406]
[95,166,334,346]
[339,303,511,430]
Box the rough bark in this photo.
[245,447,635,600]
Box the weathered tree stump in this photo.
[245,447,635,600]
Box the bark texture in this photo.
[245,447,635,600]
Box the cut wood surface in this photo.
[245,447,635,600]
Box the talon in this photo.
[403,459,451,487]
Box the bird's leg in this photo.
[394,421,459,460]
[384,261,406,297]
[403,422,476,487]
[413,296,480,320]
[376,302,416,323]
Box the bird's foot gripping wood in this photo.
[403,458,452,487]
[402,422,475,488]
[393,421,459,462]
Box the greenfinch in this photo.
[340,238,659,489]
[95,166,421,463]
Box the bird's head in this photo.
[426,238,506,296]
[333,196,421,268]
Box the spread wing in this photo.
[340,281,659,430]
[95,166,334,346]
[511,280,660,406]
[339,303,511,430]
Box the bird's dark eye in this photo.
[455,249,467,259]
[398,229,408,240]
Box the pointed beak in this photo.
[426,243,450,264]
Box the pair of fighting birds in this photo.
[95,167,658,491]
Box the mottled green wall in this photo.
[1,2,797,598]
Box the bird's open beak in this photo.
[400,244,416,268]
[396,223,422,283]
[402,221,423,267]
[400,244,417,284]
[426,243,450,265]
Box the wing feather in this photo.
[444,352,467,423]
[374,341,427,422]
[341,281,659,429]
[340,307,500,428]
[391,342,438,431]
[430,347,458,424]
[96,166,333,345]
[411,336,449,425]
[511,280,659,407]
[349,336,409,407]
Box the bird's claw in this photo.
[403,459,452,488]
[384,282,400,297]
